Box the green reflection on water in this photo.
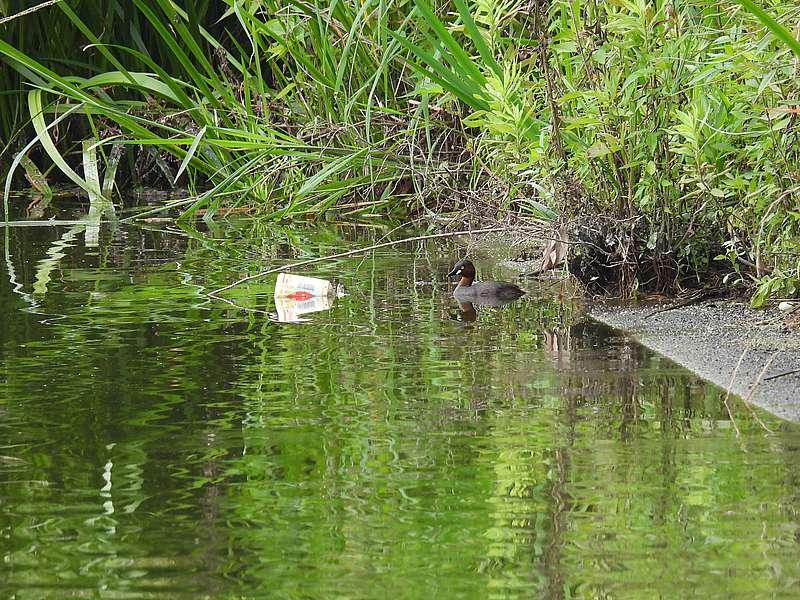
[1,220,799,599]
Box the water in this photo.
[2,217,800,599]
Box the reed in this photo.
[1,0,798,303]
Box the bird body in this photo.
[447,259,525,303]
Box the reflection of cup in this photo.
[272,273,337,323]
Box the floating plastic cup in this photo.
[273,294,332,323]
[272,273,343,323]
[275,273,334,300]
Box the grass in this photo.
[1,0,429,221]
[0,0,798,304]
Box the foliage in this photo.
[0,0,425,220]
[0,0,799,302]
[395,0,800,297]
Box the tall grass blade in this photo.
[102,144,123,198]
[82,139,103,201]
[451,0,501,77]
[736,0,800,57]
[4,100,83,221]
[410,0,486,85]
[175,126,207,185]
[29,91,97,196]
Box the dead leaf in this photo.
[540,223,570,273]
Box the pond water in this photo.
[2,215,800,599]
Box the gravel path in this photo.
[591,300,800,422]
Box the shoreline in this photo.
[589,300,800,422]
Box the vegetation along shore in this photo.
[1,0,798,304]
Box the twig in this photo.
[743,351,780,405]
[208,226,531,298]
[763,368,800,382]
[1,220,95,227]
[644,289,722,319]
[723,347,749,436]
[740,351,779,434]
[0,0,64,25]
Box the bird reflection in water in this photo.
[452,295,522,322]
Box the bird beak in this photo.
[447,267,461,278]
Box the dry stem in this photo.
[208,225,542,299]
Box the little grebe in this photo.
[447,259,525,302]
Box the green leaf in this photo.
[411,0,486,86]
[175,126,207,184]
[587,141,612,159]
[451,0,501,77]
[736,0,800,58]
[296,148,369,200]
[82,71,183,104]
[29,90,98,197]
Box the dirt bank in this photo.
[590,300,800,422]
